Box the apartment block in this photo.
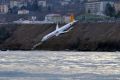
[114,1,120,12]
[85,1,114,16]
[0,4,8,14]
[38,0,47,7]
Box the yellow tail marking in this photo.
[70,14,75,22]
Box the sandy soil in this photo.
[0,22,120,51]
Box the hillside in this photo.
[0,22,120,51]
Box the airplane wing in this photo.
[55,32,61,36]
[55,31,64,36]
[55,27,73,36]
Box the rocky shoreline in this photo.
[0,22,120,51]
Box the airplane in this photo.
[32,15,78,49]
[41,20,78,42]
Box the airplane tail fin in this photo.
[56,23,59,30]
[70,14,75,22]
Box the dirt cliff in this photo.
[1,22,120,51]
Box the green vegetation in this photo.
[77,14,110,22]
[104,3,120,18]
[115,11,120,18]
[0,27,10,43]
[104,3,116,17]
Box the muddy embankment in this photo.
[0,22,120,51]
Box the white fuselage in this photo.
[41,20,78,42]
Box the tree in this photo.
[8,8,12,14]
[38,5,42,12]
[27,0,38,11]
[115,11,120,18]
[27,2,32,10]
[11,6,19,14]
[104,3,116,17]
[32,0,39,11]
[20,6,27,10]
[88,9,91,14]
[0,27,10,43]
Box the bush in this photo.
[0,27,10,43]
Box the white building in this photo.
[64,16,71,23]
[10,0,19,8]
[60,0,72,6]
[0,4,8,14]
[10,0,27,8]
[114,1,120,13]
[85,1,114,16]
[45,14,64,23]
[61,1,69,6]
[38,0,47,7]
[18,9,29,15]
[44,14,72,23]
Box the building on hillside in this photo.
[0,0,9,4]
[0,4,8,14]
[38,0,47,7]
[0,0,9,14]
[114,1,120,12]
[85,0,114,16]
[45,14,73,23]
[10,0,19,8]
[87,0,99,2]
[60,0,70,6]
[64,16,71,23]
[18,9,29,15]
[45,14,64,23]
[10,0,28,9]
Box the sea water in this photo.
[0,51,120,80]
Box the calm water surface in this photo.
[0,51,120,80]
